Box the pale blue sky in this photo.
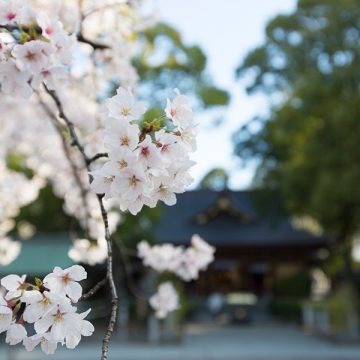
[156,0,297,189]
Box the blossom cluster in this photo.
[149,282,179,319]
[139,235,215,318]
[0,1,76,98]
[0,265,93,354]
[0,0,154,266]
[90,87,197,215]
[138,235,215,281]
[68,238,108,266]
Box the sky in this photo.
[155,0,297,189]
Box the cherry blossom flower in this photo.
[22,291,58,323]
[23,333,58,355]
[0,237,21,266]
[68,238,107,266]
[90,164,116,199]
[137,241,182,273]
[105,87,146,121]
[0,59,32,98]
[6,323,27,345]
[0,41,9,61]
[0,0,29,26]
[12,40,54,75]
[138,235,215,283]
[0,265,93,354]
[103,119,140,151]
[165,89,193,129]
[1,274,27,300]
[63,309,94,349]
[43,265,87,303]
[0,294,12,333]
[34,297,75,342]
[149,282,179,319]
[37,12,64,40]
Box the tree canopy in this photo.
[234,0,360,238]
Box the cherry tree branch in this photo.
[37,95,92,235]
[87,152,109,165]
[81,277,108,301]
[43,86,118,360]
[0,24,109,50]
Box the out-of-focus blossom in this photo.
[149,282,179,319]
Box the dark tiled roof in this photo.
[155,190,327,248]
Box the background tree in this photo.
[234,0,360,335]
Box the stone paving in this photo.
[2,323,360,360]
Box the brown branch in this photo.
[87,152,109,165]
[0,24,109,50]
[81,277,108,301]
[37,95,92,235]
[44,87,89,163]
[97,196,118,360]
[114,237,147,302]
[43,86,118,360]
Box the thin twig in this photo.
[87,152,109,165]
[98,196,118,360]
[81,277,108,301]
[44,87,89,162]
[0,24,109,50]
[37,95,92,234]
[114,237,147,302]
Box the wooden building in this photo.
[155,190,328,297]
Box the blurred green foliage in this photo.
[234,0,360,245]
[270,297,303,322]
[134,22,230,110]
[15,185,76,233]
[270,271,311,322]
[273,271,311,298]
[305,284,355,331]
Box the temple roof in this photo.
[155,190,327,248]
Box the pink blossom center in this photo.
[6,12,16,21]
[141,146,150,157]
[161,144,169,153]
[170,108,177,118]
[45,27,53,35]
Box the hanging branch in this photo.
[43,85,118,360]
[37,95,92,235]
[81,277,108,301]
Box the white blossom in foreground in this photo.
[43,265,87,303]
[0,265,93,354]
[0,237,21,266]
[149,282,179,319]
[138,234,215,283]
[91,87,197,215]
[165,89,194,129]
[0,294,12,333]
[68,238,107,266]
